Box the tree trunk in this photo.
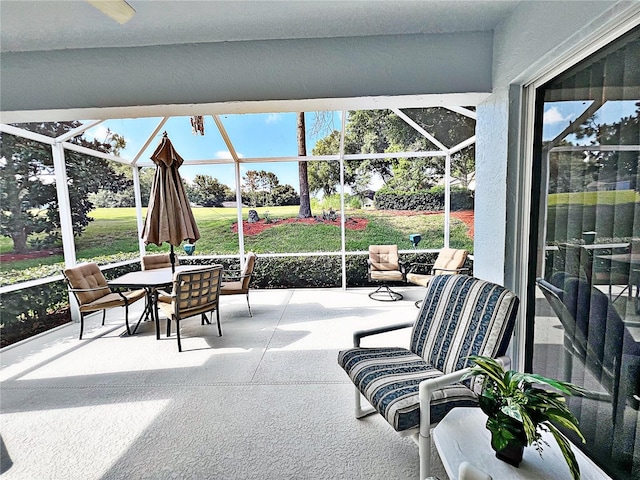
[297,112,312,218]
[12,230,28,254]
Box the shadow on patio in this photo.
[0,286,448,479]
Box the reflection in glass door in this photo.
[531,27,640,479]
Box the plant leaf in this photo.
[546,422,582,480]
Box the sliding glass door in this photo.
[530,27,639,479]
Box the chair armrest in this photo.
[408,262,435,274]
[67,285,110,293]
[418,355,511,432]
[353,321,415,347]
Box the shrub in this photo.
[374,186,474,211]
[1,252,474,347]
[0,260,141,347]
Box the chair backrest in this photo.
[536,277,585,354]
[63,262,111,306]
[409,275,519,380]
[433,248,468,273]
[173,265,223,319]
[368,245,400,271]
[142,253,175,271]
[557,243,589,281]
[241,252,257,290]
[560,276,625,385]
[538,275,639,408]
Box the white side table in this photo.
[432,407,609,480]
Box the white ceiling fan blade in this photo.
[87,0,136,25]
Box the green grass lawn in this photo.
[0,206,473,280]
[547,190,640,206]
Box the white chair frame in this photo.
[351,322,509,480]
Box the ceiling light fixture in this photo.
[87,0,136,25]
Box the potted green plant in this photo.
[464,355,587,480]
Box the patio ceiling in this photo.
[0,1,522,122]
[1,1,521,53]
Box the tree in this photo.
[271,184,300,206]
[310,108,477,194]
[297,113,312,217]
[546,102,640,194]
[242,170,260,207]
[0,122,129,253]
[309,130,342,197]
[189,174,229,207]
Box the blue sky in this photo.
[83,101,637,191]
[86,112,342,191]
[542,100,637,142]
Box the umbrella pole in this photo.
[170,245,176,273]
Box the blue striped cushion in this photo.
[410,275,518,376]
[337,347,477,432]
[338,275,519,433]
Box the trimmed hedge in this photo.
[374,186,474,211]
[1,253,474,348]
[182,252,473,288]
[0,261,142,348]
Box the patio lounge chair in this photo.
[220,252,257,316]
[557,242,631,301]
[338,274,519,479]
[537,276,640,423]
[63,262,146,340]
[158,265,223,352]
[406,247,468,307]
[367,245,406,301]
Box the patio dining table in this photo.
[109,265,204,339]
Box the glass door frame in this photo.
[510,15,640,372]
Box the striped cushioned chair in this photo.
[338,275,519,480]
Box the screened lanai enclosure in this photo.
[0,106,477,346]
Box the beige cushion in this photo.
[80,289,146,313]
[64,262,111,305]
[406,272,432,286]
[407,249,468,288]
[142,254,176,271]
[220,281,244,295]
[371,271,404,282]
[432,248,468,272]
[369,245,400,271]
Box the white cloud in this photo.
[215,150,244,159]
[544,106,573,125]
[83,125,110,142]
[266,113,282,124]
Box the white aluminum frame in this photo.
[0,106,476,323]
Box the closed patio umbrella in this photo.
[142,131,200,271]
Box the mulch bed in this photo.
[232,210,474,237]
[0,248,62,263]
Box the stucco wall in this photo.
[1,31,492,115]
[473,0,627,285]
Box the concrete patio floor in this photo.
[0,285,448,480]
